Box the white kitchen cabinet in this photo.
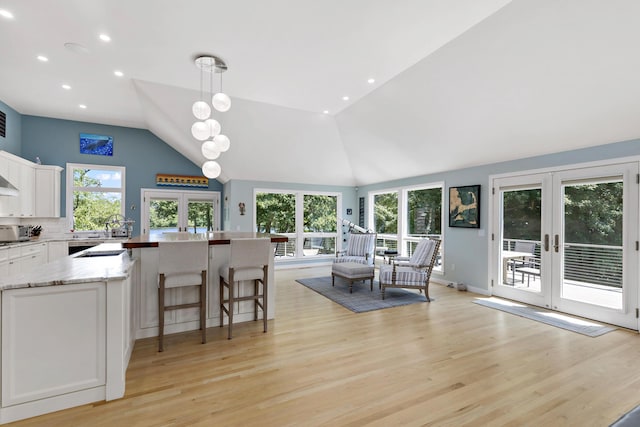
[19,242,46,271]
[1,151,61,218]
[18,161,35,217]
[7,247,21,276]
[35,165,62,217]
[2,243,47,277]
[2,282,107,407]
[0,247,8,277]
[47,241,68,262]
[0,152,32,217]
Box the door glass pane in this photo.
[187,200,214,233]
[501,188,542,291]
[562,180,623,309]
[149,199,178,236]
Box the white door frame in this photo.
[140,188,221,235]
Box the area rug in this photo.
[473,297,616,337]
[295,276,429,313]
[610,404,640,426]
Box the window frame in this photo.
[369,181,445,272]
[254,188,341,260]
[66,163,126,232]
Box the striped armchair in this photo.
[334,232,377,266]
[379,238,441,301]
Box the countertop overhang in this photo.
[122,231,288,248]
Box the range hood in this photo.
[0,175,19,196]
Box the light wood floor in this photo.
[8,266,640,426]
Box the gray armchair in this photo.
[379,238,441,301]
[334,232,377,266]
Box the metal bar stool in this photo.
[158,240,208,352]
[219,238,271,339]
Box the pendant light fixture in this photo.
[192,55,231,179]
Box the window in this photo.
[67,163,125,231]
[370,183,444,271]
[373,191,399,252]
[405,185,443,268]
[255,190,340,259]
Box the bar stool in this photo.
[158,240,209,352]
[219,238,271,339]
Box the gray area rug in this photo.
[610,404,640,426]
[473,297,616,337]
[296,276,429,313]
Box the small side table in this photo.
[383,250,398,264]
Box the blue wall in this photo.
[20,116,222,236]
[0,100,22,155]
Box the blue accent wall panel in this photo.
[20,115,222,235]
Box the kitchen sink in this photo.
[76,249,126,258]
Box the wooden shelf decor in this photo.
[156,174,209,188]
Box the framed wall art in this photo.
[80,133,113,156]
[449,185,480,228]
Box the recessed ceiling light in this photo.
[342,96,349,101]
[323,110,329,114]
[61,84,71,90]
[0,9,14,19]
[367,78,375,84]
[114,70,124,77]
[64,42,91,55]
[99,34,111,42]
[37,55,48,62]
[79,104,87,109]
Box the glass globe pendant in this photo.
[213,134,230,152]
[201,140,220,159]
[204,118,221,137]
[191,121,210,141]
[202,160,221,179]
[192,101,211,120]
[212,92,231,112]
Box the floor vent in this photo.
[0,110,5,137]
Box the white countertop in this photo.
[0,243,136,291]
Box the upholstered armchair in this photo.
[334,232,377,266]
[379,238,441,301]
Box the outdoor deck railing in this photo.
[502,238,622,289]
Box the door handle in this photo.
[544,234,549,252]
[554,234,559,253]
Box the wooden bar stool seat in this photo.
[157,240,209,352]
[219,238,271,340]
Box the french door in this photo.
[491,162,639,329]
[141,189,220,236]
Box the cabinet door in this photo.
[20,242,46,270]
[2,283,107,406]
[19,162,35,217]
[0,247,8,277]
[35,166,62,217]
[4,156,21,216]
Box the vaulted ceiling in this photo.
[1,0,640,186]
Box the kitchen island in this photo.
[122,232,286,339]
[0,243,138,424]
